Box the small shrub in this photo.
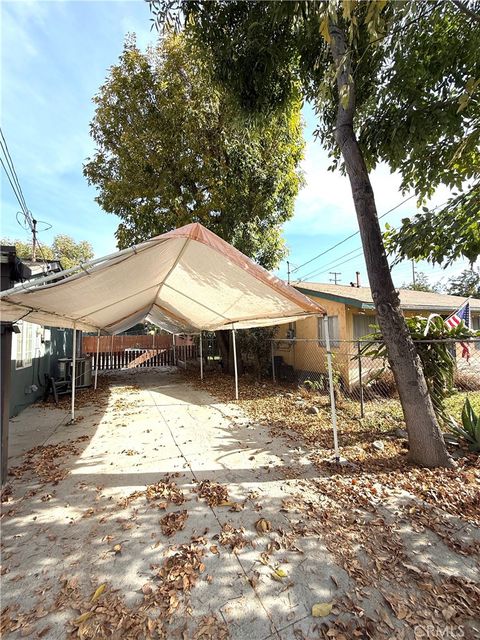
[304,379,323,393]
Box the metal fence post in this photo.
[71,324,77,423]
[94,328,100,390]
[357,340,365,418]
[324,316,340,460]
[232,327,239,400]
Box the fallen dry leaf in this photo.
[90,584,106,603]
[160,510,188,537]
[312,602,333,617]
[197,480,229,507]
[255,518,272,534]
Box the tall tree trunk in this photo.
[216,330,243,376]
[329,24,452,468]
[216,330,231,374]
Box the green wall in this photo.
[10,327,72,417]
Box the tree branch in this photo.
[451,0,480,24]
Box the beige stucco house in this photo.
[274,282,480,389]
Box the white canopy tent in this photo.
[0,223,339,458]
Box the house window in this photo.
[318,316,339,348]
[16,322,35,369]
[286,322,296,339]
[353,314,378,341]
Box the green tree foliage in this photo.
[402,272,441,293]
[446,268,480,298]
[84,34,304,269]
[361,1,480,267]
[1,234,94,270]
[237,326,277,379]
[361,315,478,426]
[148,0,480,467]
[384,189,480,267]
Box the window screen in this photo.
[16,322,35,369]
[353,314,378,340]
[318,316,339,348]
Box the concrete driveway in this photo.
[1,369,478,639]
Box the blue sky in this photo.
[1,0,474,290]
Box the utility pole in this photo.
[1,245,17,484]
[329,271,341,285]
[32,218,38,262]
[287,261,290,285]
[411,260,416,288]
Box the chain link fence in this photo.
[271,338,480,421]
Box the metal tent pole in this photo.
[94,329,100,390]
[0,239,159,299]
[271,339,276,382]
[324,315,339,461]
[232,327,239,401]
[173,333,177,366]
[71,324,77,423]
[199,332,204,380]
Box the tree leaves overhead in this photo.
[384,186,480,267]
[446,268,480,298]
[150,1,480,266]
[356,1,480,266]
[357,1,479,198]
[84,34,304,269]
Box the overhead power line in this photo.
[291,194,417,276]
[297,245,365,282]
[297,249,365,283]
[0,129,29,214]
[293,195,454,283]
[0,126,52,266]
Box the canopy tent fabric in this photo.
[0,223,325,333]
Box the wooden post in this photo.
[173,334,177,366]
[232,327,239,401]
[71,323,77,423]
[94,329,100,390]
[199,332,204,380]
[1,245,16,484]
[324,316,339,460]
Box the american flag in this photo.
[444,302,471,360]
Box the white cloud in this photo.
[288,135,454,238]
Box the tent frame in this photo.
[71,323,77,423]
[66,315,339,459]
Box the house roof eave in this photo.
[294,286,374,310]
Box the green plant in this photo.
[359,316,479,425]
[447,398,480,451]
[236,327,278,379]
[304,379,323,393]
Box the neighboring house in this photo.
[10,322,72,416]
[10,258,71,417]
[274,282,480,390]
